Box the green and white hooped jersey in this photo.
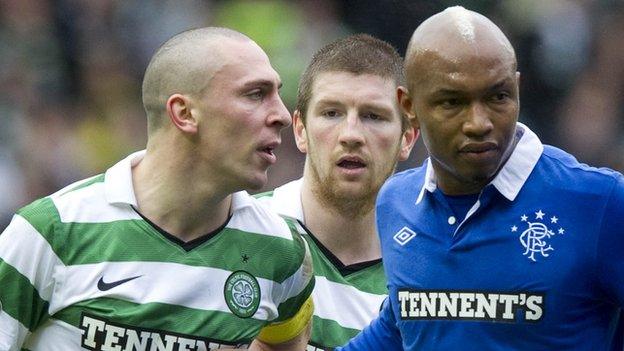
[0,151,314,351]
[257,179,387,350]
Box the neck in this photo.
[132,142,232,242]
[300,176,380,266]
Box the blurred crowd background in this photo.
[1,0,624,228]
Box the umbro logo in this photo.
[97,275,142,291]
[393,227,417,246]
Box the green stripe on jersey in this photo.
[57,174,104,197]
[310,315,360,348]
[0,258,50,331]
[253,190,274,199]
[273,275,315,323]
[53,297,263,342]
[303,234,387,295]
[16,203,305,283]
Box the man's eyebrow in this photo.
[315,98,341,106]
[487,79,512,91]
[313,98,394,112]
[432,79,513,96]
[434,88,461,95]
[241,79,281,90]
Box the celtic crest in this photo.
[224,271,261,318]
[512,210,566,262]
[232,280,254,308]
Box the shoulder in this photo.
[537,145,623,195]
[17,174,106,231]
[230,191,310,281]
[252,179,304,221]
[378,166,426,204]
[230,191,296,241]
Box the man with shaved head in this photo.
[0,27,315,350]
[338,7,624,350]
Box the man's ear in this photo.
[293,110,308,153]
[398,86,419,130]
[166,94,198,134]
[516,71,521,106]
[398,125,419,162]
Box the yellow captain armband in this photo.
[257,296,314,344]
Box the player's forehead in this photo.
[406,6,516,90]
[408,41,516,100]
[211,40,281,90]
[309,71,397,107]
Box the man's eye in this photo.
[441,98,461,108]
[363,113,382,121]
[492,92,510,102]
[247,91,263,100]
[322,110,340,118]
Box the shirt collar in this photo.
[104,150,145,206]
[104,149,254,212]
[268,178,305,221]
[416,122,543,204]
[230,190,255,212]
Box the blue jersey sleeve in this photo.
[336,297,402,350]
[596,176,624,307]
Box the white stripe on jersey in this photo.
[0,309,29,350]
[60,261,307,321]
[0,215,64,301]
[51,180,294,241]
[49,174,101,198]
[313,276,387,330]
[23,318,82,351]
[227,204,293,241]
[52,181,141,224]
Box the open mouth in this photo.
[337,159,366,169]
[260,146,275,156]
[257,143,278,164]
[336,155,367,170]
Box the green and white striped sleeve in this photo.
[0,198,63,350]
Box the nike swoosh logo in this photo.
[97,275,142,291]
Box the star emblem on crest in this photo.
[512,210,567,262]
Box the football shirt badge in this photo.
[512,210,566,262]
[224,270,261,318]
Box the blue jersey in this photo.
[339,124,624,350]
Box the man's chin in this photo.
[241,172,268,192]
[330,182,379,205]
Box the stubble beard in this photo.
[308,159,396,219]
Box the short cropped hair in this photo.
[296,34,408,130]
[141,27,250,133]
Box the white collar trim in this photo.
[416,122,543,204]
[268,178,305,221]
[104,150,253,212]
[104,150,144,206]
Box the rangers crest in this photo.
[512,210,566,262]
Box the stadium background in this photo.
[1,0,623,229]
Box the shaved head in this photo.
[400,6,521,195]
[141,27,253,133]
[404,6,516,93]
